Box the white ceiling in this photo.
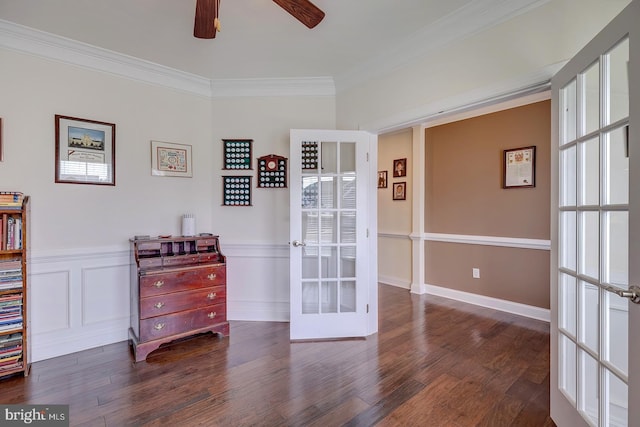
[1,0,548,86]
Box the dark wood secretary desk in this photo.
[129,235,228,362]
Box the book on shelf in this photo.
[0,192,24,205]
[2,216,22,250]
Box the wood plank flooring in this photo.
[0,285,555,426]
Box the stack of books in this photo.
[0,332,22,372]
[0,294,22,333]
[0,192,24,209]
[0,259,22,292]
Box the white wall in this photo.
[0,47,335,361]
[336,0,630,132]
[210,96,335,322]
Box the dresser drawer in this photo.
[140,265,226,297]
[140,285,226,319]
[139,304,227,342]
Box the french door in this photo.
[289,129,378,340]
[551,1,639,426]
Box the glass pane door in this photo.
[557,36,630,427]
[300,140,357,315]
[290,129,375,341]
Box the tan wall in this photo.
[425,100,551,308]
[377,129,413,287]
[426,241,550,308]
[425,100,551,238]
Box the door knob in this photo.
[291,240,306,247]
[603,285,640,304]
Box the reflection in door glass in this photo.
[340,281,356,312]
[606,38,629,125]
[340,142,356,173]
[559,333,577,404]
[606,368,628,425]
[603,292,628,376]
[321,281,338,313]
[302,282,318,314]
[604,126,629,205]
[561,79,577,144]
[582,61,600,136]
[579,350,599,425]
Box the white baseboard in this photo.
[228,301,289,322]
[412,283,550,322]
[378,275,411,289]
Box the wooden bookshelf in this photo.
[0,195,30,378]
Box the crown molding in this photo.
[335,0,551,92]
[0,19,335,98]
[210,77,335,97]
[0,19,213,97]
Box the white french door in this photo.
[551,1,639,426]
[289,129,378,340]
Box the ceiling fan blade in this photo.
[194,0,219,39]
[272,0,325,29]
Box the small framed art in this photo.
[393,182,406,200]
[55,115,116,185]
[393,158,407,177]
[378,171,388,188]
[151,140,192,177]
[503,146,536,188]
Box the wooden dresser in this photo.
[129,235,228,362]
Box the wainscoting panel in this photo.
[27,243,291,362]
[29,248,131,362]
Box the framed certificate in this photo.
[503,146,536,189]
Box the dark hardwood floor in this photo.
[0,285,555,426]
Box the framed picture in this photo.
[393,182,406,200]
[378,171,388,188]
[55,115,116,185]
[151,140,193,178]
[503,146,536,188]
[393,158,407,177]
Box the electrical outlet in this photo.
[472,268,480,279]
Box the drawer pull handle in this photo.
[154,302,165,309]
[207,292,217,300]
[153,280,164,288]
[154,323,165,330]
[208,312,217,319]
[208,273,217,280]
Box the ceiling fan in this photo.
[194,0,325,39]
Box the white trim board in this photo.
[379,232,551,251]
[424,233,551,251]
[416,283,550,323]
